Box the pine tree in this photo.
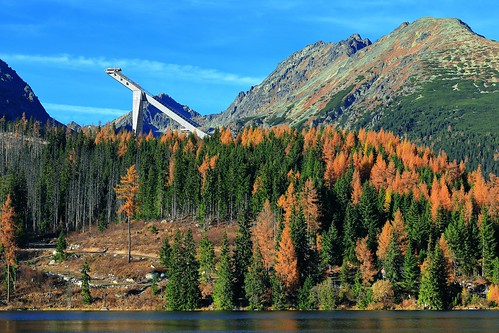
[418,243,448,310]
[359,183,381,253]
[401,241,420,295]
[114,164,140,263]
[297,276,316,310]
[0,194,17,303]
[232,212,253,305]
[159,235,172,272]
[81,259,92,305]
[320,222,340,271]
[384,235,403,286]
[479,211,496,279]
[54,230,67,262]
[165,231,184,310]
[198,233,215,285]
[165,230,201,310]
[183,229,201,310]
[213,232,234,310]
[244,245,269,310]
[343,203,359,262]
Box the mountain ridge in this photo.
[0,59,60,125]
[205,17,498,174]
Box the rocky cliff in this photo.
[0,59,58,125]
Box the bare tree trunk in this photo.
[6,264,10,303]
[127,216,131,263]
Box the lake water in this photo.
[0,310,498,332]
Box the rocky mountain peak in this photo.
[0,59,56,124]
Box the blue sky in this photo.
[1,0,497,125]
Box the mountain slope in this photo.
[207,17,498,174]
[0,59,58,125]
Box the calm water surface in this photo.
[0,310,498,333]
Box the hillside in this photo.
[206,17,498,174]
[0,121,498,310]
[0,59,59,125]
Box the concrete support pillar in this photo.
[132,90,145,134]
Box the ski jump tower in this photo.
[105,68,208,139]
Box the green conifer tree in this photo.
[54,230,67,262]
[401,241,420,295]
[244,246,269,310]
[418,243,448,310]
[213,232,234,310]
[297,276,316,310]
[384,235,403,286]
[232,212,253,305]
[198,233,216,285]
[159,235,171,273]
[479,211,496,279]
[81,259,92,305]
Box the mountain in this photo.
[0,59,59,125]
[207,17,498,174]
[110,93,203,135]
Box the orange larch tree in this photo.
[254,199,276,271]
[274,224,299,291]
[114,164,140,263]
[0,194,18,303]
[300,178,321,236]
[355,236,377,285]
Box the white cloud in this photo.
[0,53,263,86]
[44,103,128,116]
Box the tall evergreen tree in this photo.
[320,221,341,271]
[244,246,269,310]
[213,232,234,310]
[81,259,92,305]
[183,229,202,310]
[232,212,253,305]
[401,241,420,295]
[479,211,496,279]
[159,235,172,273]
[54,230,67,262]
[384,235,403,286]
[418,243,449,310]
[198,233,216,285]
[165,230,201,310]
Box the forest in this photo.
[0,115,498,310]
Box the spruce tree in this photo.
[232,212,253,305]
[297,276,316,310]
[245,246,269,310]
[81,259,92,305]
[401,241,420,295]
[384,235,403,286]
[183,229,201,310]
[479,211,496,279]
[320,222,340,271]
[159,235,171,272]
[165,231,183,310]
[198,233,216,285]
[165,230,201,310]
[418,243,448,310]
[213,232,234,310]
[54,230,67,262]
